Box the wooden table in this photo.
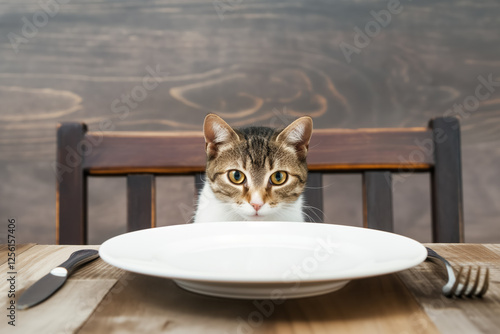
[1,244,499,333]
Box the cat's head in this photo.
[202,114,313,221]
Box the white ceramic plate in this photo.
[99,221,426,299]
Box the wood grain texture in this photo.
[78,272,438,334]
[0,245,118,334]
[1,0,500,244]
[399,244,500,334]
[0,243,36,265]
[83,131,206,174]
[308,128,434,171]
[4,244,500,333]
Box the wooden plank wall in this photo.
[0,0,499,244]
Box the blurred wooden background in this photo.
[1,0,499,244]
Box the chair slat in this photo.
[127,174,156,231]
[303,172,324,223]
[429,118,464,242]
[82,128,435,175]
[57,123,88,245]
[84,132,206,175]
[363,171,394,232]
[307,128,434,171]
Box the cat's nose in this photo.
[251,203,263,212]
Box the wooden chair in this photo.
[56,117,463,244]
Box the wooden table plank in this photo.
[0,243,36,265]
[398,244,500,334]
[78,273,438,334]
[5,279,117,333]
[0,245,101,285]
[2,244,499,333]
[0,245,122,333]
[267,275,439,334]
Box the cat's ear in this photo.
[203,114,239,158]
[276,116,313,160]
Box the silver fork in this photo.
[425,247,489,298]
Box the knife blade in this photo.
[18,249,99,310]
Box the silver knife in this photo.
[18,249,99,310]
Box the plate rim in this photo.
[99,221,427,284]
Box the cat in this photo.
[193,113,313,223]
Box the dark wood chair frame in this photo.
[56,117,463,244]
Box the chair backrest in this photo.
[56,117,463,244]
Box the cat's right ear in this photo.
[203,114,239,158]
[276,116,313,160]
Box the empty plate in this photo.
[99,221,426,299]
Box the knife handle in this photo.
[57,249,99,276]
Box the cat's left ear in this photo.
[203,114,239,158]
[276,116,313,160]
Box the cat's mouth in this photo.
[251,208,267,218]
[236,202,271,220]
[241,211,267,220]
[246,215,267,221]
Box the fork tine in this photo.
[465,267,481,297]
[454,266,471,297]
[477,267,490,297]
[448,266,464,297]
[425,248,488,298]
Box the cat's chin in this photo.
[241,215,269,221]
[235,215,270,221]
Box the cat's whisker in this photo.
[303,181,337,190]
[302,211,317,223]
[303,212,320,223]
[302,204,325,214]
[307,142,322,151]
[302,204,329,223]
[220,206,238,221]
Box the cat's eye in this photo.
[228,170,246,184]
[270,171,287,185]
